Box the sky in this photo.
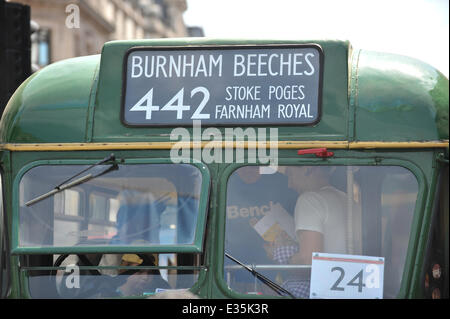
[183,0,449,77]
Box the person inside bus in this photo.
[225,166,298,294]
[270,166,348,298]
[110,189,162,245]
[96,190,171,296]
[114,253,171,296]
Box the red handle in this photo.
[297,148,334,158]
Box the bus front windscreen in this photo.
[18,163,203,250]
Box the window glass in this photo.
[19,163,203,248]
[224,166,298,295]
[55,189,80,217]
[31,29,51,68]
[224,165,418,299]
[24,252,201,298]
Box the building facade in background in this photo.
[8,0,199,69]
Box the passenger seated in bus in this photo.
[115,253,171,296]
[271,166,349,298]
[95,190,171,296]
[291,166,347,262]
[225,166,297,293]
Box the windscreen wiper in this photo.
[225,252,295,298]
[25,154,118,206]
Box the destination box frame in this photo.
[120,44,324,128]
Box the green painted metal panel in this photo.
[0,55,100,143]
[352,50,449,141]
[1,39,447,145]
[93,38,350,142]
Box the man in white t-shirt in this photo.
[271,166,348,298]
[285,166,347,264]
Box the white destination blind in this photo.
[310,253,385,299]
[122,45,323,126]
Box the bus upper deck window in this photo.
[224,165,418,299]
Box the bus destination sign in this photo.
[122,45,323,126]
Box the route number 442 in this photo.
[130,87,210,120]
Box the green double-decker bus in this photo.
[0,39,448,299]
